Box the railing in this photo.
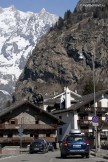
[81,107,108,112]
[78,120,92,126]
[78,119,108,127]
[0,124,57,130]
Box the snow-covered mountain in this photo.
[0,90,12,109]
[0,5,58,95]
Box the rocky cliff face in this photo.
[14,1,108,102]
[76,0,107,12]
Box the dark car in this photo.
[29,138,48,154]
[47,141,54,151]
[60,133,90,158]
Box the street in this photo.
[0,150,107,162]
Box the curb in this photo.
[90,150,108,159]
[103,156,108,160]
[90,152,96,156]
[90,150,96,156]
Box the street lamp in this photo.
[78,51,98,155]
[91,53,98,156]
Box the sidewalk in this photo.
[90,149,108,159]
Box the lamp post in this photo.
[92,53,98,156]
[78,50,98,154]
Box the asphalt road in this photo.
[0,150,107,162]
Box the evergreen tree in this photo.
[82,80,105,95]
[57,17,64,29]
[64,10,72,25]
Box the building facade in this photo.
[0,100,64,147]
[45,88,108,147]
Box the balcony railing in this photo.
[81,107,108,112]
[78,120,92,126]
[0,124,57,130]
[78,119,108,127]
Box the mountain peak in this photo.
[0,7,3,13]
[7,5,16,11]
[40,8,46,12]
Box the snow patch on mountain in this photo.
[0,90,10,96]
[0,6,58,94]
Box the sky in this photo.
[0,0,79,17]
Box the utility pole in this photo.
[92,53,98,156]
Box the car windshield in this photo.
[66,136,86,142]
[32,139,45,144]
[33,141,42,144]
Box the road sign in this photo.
[92,116,99,127]
[92,116,99,123]
[92,122,99,126]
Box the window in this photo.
[59,128,62,135]
[79,114,88,120]
[8,134,12,137]
[97,101,101,107]
[30,134,33,137]
[35,120,39,124]
[10,120,15,124]
[35,115,39,124]
[0,134,3,137]
[46,133,50,137]
[59,116,62,119]
[80,126,88,133]
[34,134,38,138]
[97,114,102,120]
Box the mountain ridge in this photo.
[0,6,58,95]
[14,2,108,103]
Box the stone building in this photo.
[0,100,64,147]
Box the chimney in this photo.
[65,87,71,109]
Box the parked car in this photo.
[47,141,54,151]
[60,133,90,158]
[29,138,48,153]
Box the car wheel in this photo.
[61,153,66,158]
[86,153,90,158]
[43,149,46,153]
[52,147,54,152]
[29,151,33,154]
[46,147,48,152]
[43,148,48,153]
[81,155,85,158]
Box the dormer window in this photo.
[97,101,101,107]
[10,120,15,124]
[59,116,62,119]
[9,119,18,125]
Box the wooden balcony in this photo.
[80,107,108,113]
[0,124,57,130]
[78,119,108,127]
[78,120,92,126]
